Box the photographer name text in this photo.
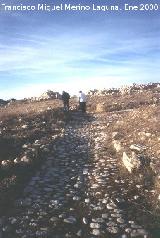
[1,3,160,12]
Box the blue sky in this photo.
[0,0,159,99]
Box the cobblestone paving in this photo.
[0,112,151,237]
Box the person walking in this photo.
[62,91,70,111]
[79,90,86,112]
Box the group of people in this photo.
[62,90,86,112]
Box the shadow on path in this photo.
[2,111,96,238]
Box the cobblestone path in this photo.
[1,112,152,238]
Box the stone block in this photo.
[96,103,106,113]
[130,144,147,153]
[122,151,141,173]
[113,140,122,152]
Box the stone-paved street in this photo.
[0,112,151,237]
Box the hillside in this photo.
[0,83,159,238]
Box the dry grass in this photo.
[83,89,160,159]
[0,99,62,121]
[0,90,159,159]
[87,90,159,113]
[112,105,160,158]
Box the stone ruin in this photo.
[112,132,159,195]
[30,90,60,102]
[112,132,151,174]
[0,83,159,106]
[122,145,149,173]
[88,88,120,96]
[87,82,160,96]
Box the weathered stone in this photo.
[90,223,101,229]
[82,218,88,224]
[113,140,122,152]
[20,155,31,164]
[102,214,108,219]
[130,144,147,152]
[92,218,104,223]
[117,218,125,224]
[91,229,101,236]
[122,151,141,173]
[64,217,77,224]
[50,217,59,222]
[73,196,80,201]
[107,226,119,234]
[21,125,28,129]
[84,198,90,203]
[96,103,106,113]
[1,160,13,170]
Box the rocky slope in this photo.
[0,83,159,237]
[0,112,155,238]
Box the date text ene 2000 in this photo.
[125,4,160,11]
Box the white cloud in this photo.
[0,25,159,100]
